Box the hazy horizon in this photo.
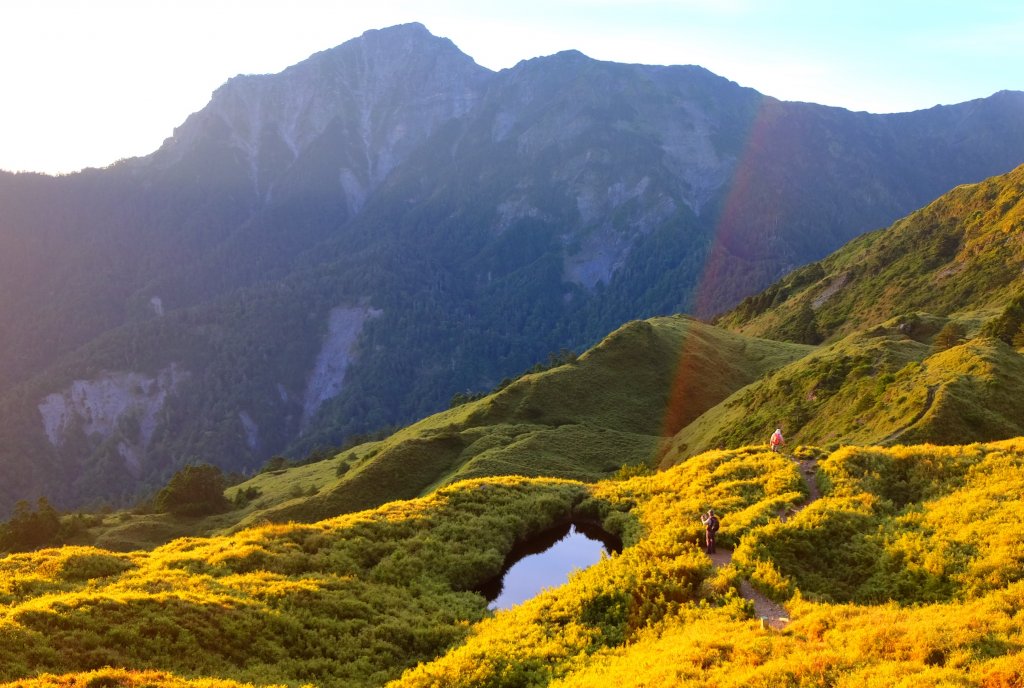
[2,0,1023,174]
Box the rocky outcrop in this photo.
[239,411,260,451]
[38,364,188,475]
[564,177,680,289]
[302,306,383,428]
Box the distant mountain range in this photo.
[1,22,1024,512]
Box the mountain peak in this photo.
[155,21,490,199]
[550,48,592,61]
[358,21,432,38]
[302,22,484,76]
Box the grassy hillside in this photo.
[24,315,806,552]
[643,165,1024,461]
[719,163,1024,343]
[2,440,1022,687]
[0,671,263,688]
[662,321,1024,462]
[0,478,589,686]
[375,441,1024,687]
[69,311,1024,549]
[223,315,810,528]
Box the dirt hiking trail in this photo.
[708,453,821,630]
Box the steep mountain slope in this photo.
[3,23,1024,512]
[720,163,1024,342]
[659,164,1024,459]
[142,24,491,310]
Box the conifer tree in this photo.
[934,321,966,351]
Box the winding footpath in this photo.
[709,453,822,630]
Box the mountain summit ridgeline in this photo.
[1,23,1024,511]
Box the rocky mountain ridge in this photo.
[158,23,490,206]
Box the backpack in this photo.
[707,515,720,533]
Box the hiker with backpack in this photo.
[769,427,785,453]
[700,509,720,554]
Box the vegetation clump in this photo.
[933,320,966,351]
[0,498,61,552]
[154,464,231,517]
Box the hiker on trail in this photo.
[769,427,785,453]
[700,509,720,554]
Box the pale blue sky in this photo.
[1,0,1022,174]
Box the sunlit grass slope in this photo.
[5,440,1024,687]
[61,454,375,552]
[226,316,809,529]
[0,447,803,687]
[0,479,588,686]
[388,448,803,687]
[0,669,274,688]
[390,441,1024,688]
[737,439,1024,604]
[720,163,1024,342]
[546,586,1024,688]
[663,324,1024,462]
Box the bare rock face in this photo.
[563,177,680,289]
[38,364,189,476]
[302,306,383,428]
[238,411,260,451]
[435,54,757,294]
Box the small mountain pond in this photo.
[478,520,623,610]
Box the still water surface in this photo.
[482,521,622,611]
